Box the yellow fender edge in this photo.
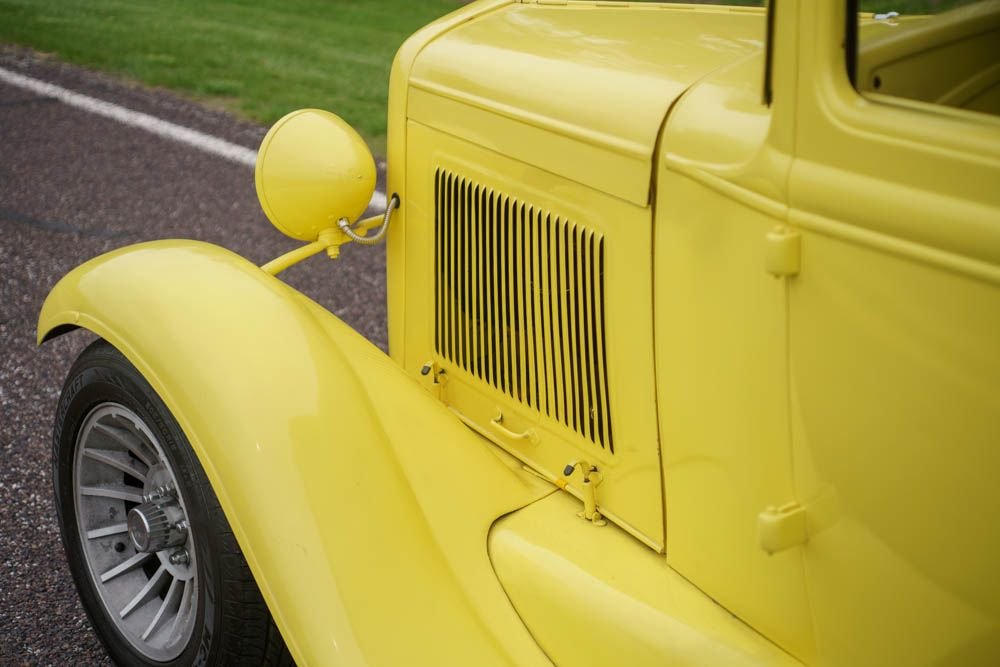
[38,240,553,667]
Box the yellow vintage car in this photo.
[38,0,1000,665]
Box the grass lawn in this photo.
[0,0,465,155]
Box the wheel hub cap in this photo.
[127,497,187,553]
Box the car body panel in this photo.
[786,2,1000,664]
[392,0,767,556]
[652,3,817,661]
[400,120,664,548]
[38,240,554,666]
[654,168,815,663]
[385,0,515,365]
[489,490,802,666]
[408,1,765,206]
[654,2,1000,663]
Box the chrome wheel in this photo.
[73,403,197,662]
[55,339,293,665]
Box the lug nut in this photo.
[169,549,190,565]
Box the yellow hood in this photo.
[409,1,765,205]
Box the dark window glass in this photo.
[853,1,1000,119]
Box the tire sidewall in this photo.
[54,343,220,666]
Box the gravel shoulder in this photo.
[0,45,387,665]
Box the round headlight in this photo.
[255,108,376,241]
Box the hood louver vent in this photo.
[434,168,613,452]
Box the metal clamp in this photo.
[560,460,606,526]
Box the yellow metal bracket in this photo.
[261,214,385,276]
[758,502,807,554]
[558,460,607,526]
[765,225,801,277]
[419,360,449,400]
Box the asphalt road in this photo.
[0,45,387,665]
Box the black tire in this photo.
[53,338,294,666]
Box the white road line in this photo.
[0,65,387,211]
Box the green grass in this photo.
[0,0,465,154]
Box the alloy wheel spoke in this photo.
[169,578,194,639]
[93,421,155,467]
[83,448,148,483]
[120,564,169,619]
[86,523,129,540]
[100,551,153,583]
[142,576,182,640]
[80,485,144,503]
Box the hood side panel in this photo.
[410,3,765,204]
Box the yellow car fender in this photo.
[38,240,554,667]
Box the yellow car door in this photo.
[788,2,1000,665]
